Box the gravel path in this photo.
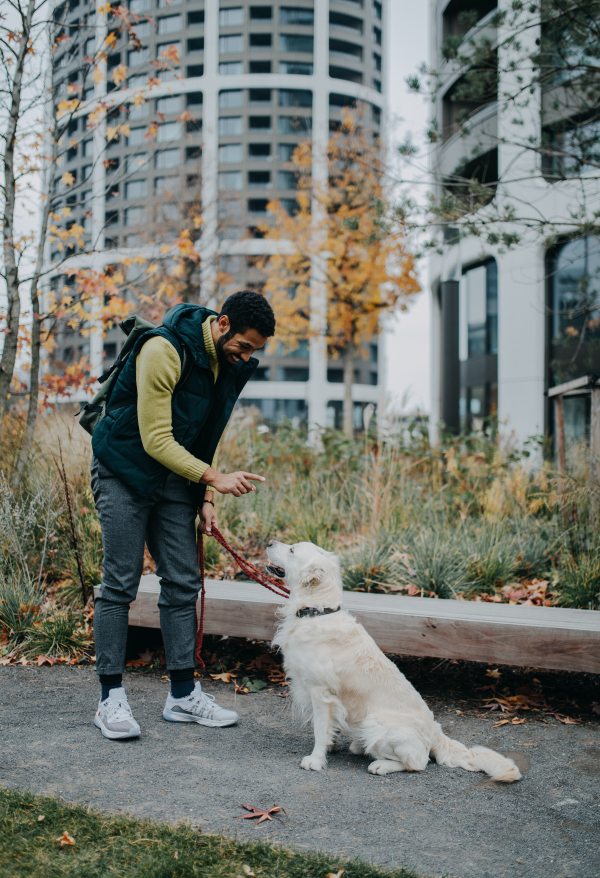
[1,665,598,878]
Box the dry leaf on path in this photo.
[327,870,345,878]
[235,804,285,824]
[56,831,75,846]
[210,672,237,683]
[242,866,256,876]
[37,655,56,667]
[38,815,45,822]
[173,851,178,860]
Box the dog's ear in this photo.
[300,561,326,588]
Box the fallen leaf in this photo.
[327,871,344,878]
[37,655,55,667]
[210,672,237,683]
[492,719,510,728]
[173,851,178,860]
[138,648,153,663]
[243,866,256,876]
[235,804,285,824]
[591,703,600,716]
[486,668,502,679]
[38,815,45,822]
[56,831,75,846]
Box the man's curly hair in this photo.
[219,290,276,338]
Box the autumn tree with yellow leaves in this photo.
[261,111,420,437]
[1,0,207,480]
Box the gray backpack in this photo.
[77,315,191,436]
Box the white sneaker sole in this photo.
[162,708,238,727]
[94,715,141,739]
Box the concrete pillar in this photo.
[440,280,460,433]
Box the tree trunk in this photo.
[0,0,37,435]
[342,343,354,439]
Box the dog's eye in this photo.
[290,546,294,554]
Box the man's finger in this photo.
[242,472,266,481]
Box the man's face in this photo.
[214,315,268,366]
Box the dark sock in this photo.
[100,673,123,701]
[169,668,195,699]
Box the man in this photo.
[90,290,276,739]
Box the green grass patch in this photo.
[0,787,422,878]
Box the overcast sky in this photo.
[384,2,430,414]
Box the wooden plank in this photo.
[548,375,594,397]
[94,577,600,674]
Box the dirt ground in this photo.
[1,662,599,878]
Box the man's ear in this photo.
[300,561,325,588]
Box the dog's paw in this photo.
[368,759,403,775]
[349,740,363,755]
[301,755,326,771]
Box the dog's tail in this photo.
[431,726,521,783]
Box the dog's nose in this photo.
[267,539,275,548]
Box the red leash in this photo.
[195,524,289,668]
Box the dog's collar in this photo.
[296,606,341,619]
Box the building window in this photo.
[248,198,268,213]
[250,88,271,104]
[188,10,204,25]
[219,7,244,26]
[460,260,498,360]
[330,11,363,33]
[249,142,271,159]
[280,6,314,25]
[125,153,148,173]
[155,148,180,168]
[155,176,181,195]
[186,118,202,133]
[129,100,149,120]
[279,34,313,53]
[219,61,244,75]
[373,25,381,44]
[157,121,182,142]
[277,367,309,381]
[187,92,203,107]
[329,39,363,60]
[157,94,182,114]
[124,206,144,226]
[277,170,296,189]
[187,64,204,77]
[248,170,271,187]
[279,89,312,107]
[250,5,272,21]
[218,115,243,135]
[250,33,272,48]
[219,33,243,53]
[250,60,271,73]
[186,145,202,162]
[158,14,181,34]
[329,66,363,84]
[550,237,600,385]
[280,198,299,215]
[279,61,312,75]
[187,37,204,53]
[249,366,270,380]
[219,170,243,190]
[158,0,180,7]
[278,115,309,134]
[249,115,271,130]
[219,89,243,108]
[125,179,147,199]
[373,52,381,71]
[373,0,382,19]
[278,143,296,161]
[219,143,243,162]
[156,41,181,58]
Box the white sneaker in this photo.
[163,681,239,727]
[94,688,141,740]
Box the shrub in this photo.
[24,610,91,658]
[342,543,395,592]
[0,570,42,653]
[396,530,469,599]
[557,555,600,609]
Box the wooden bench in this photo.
[95,575,600,674]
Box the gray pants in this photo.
[91,456,200,675]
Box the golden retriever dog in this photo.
[267,539,521,782]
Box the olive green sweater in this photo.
[135,316,219,483]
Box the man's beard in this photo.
[215,331,234,367]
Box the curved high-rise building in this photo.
[50,0,388,429]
